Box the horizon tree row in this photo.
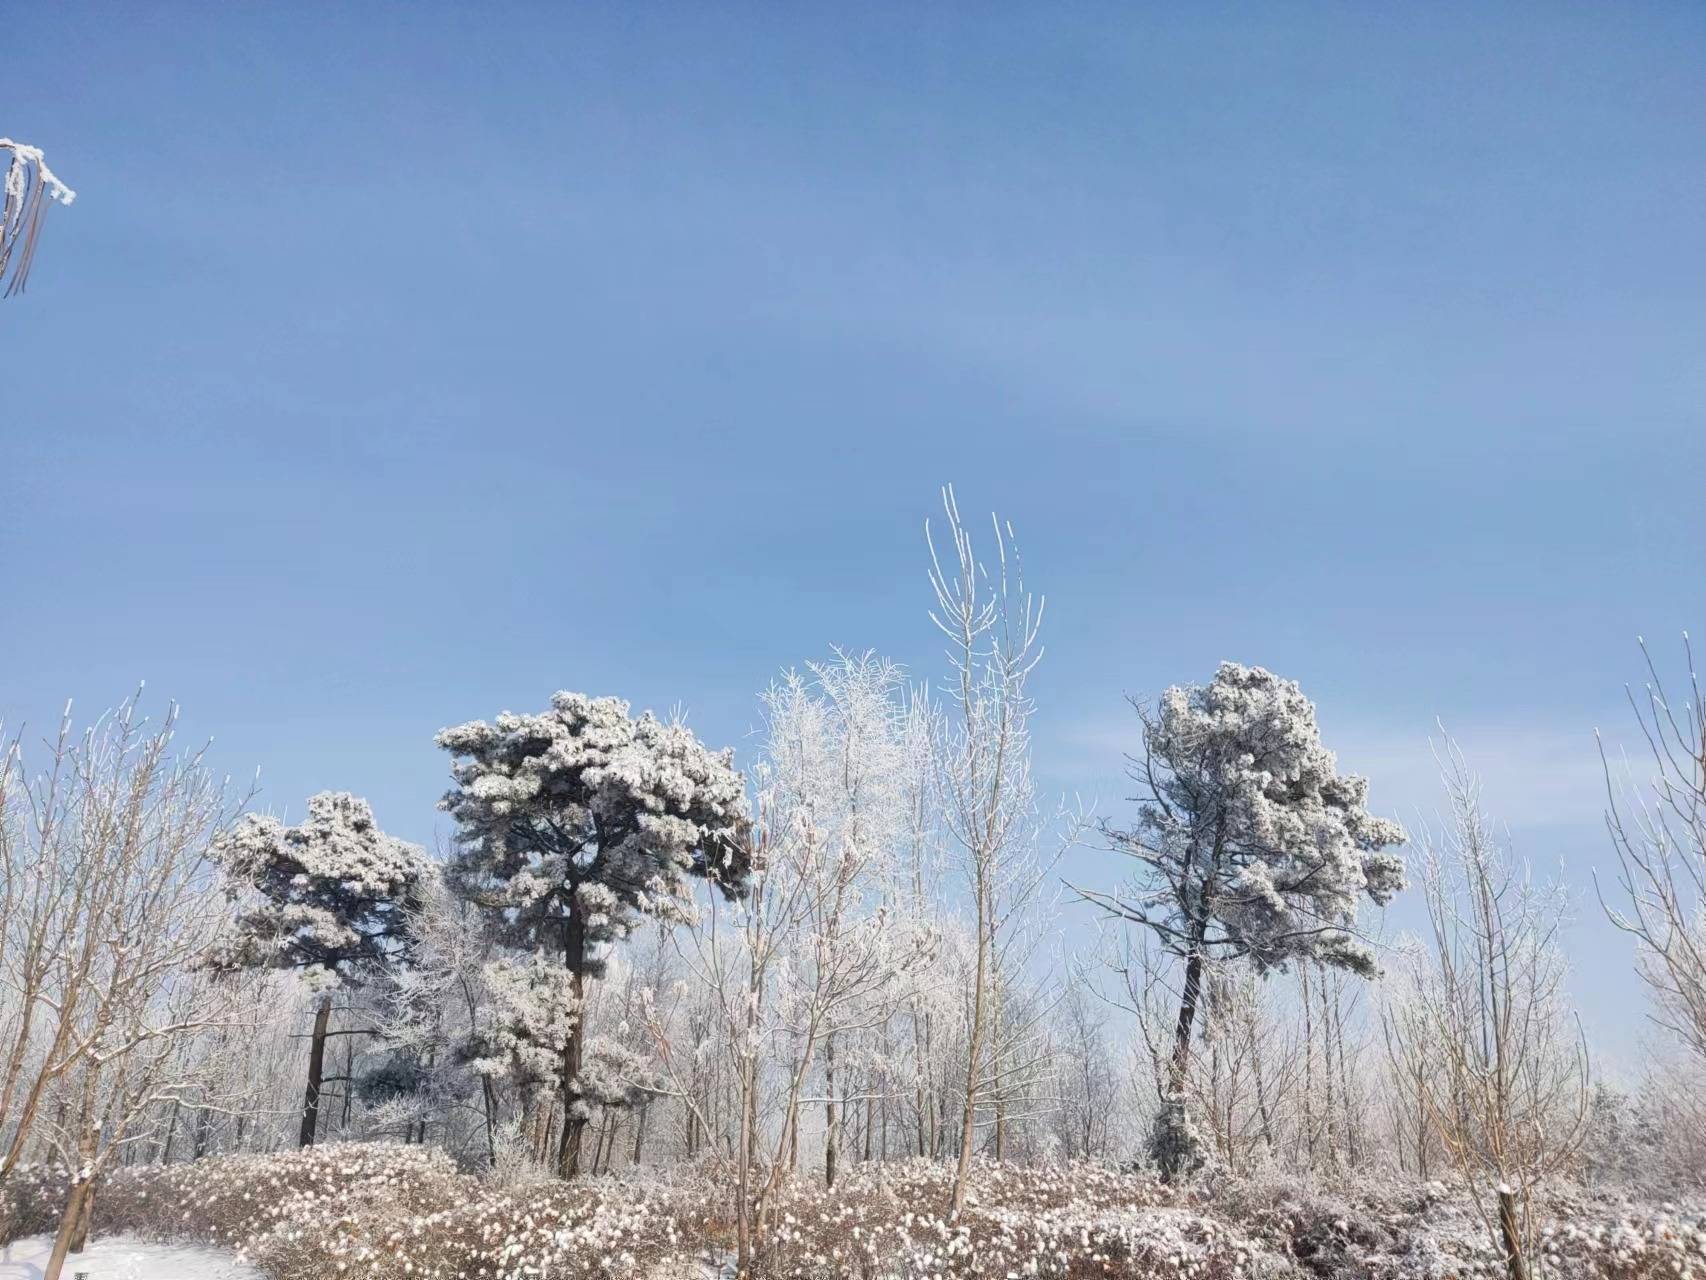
[3,492,1703,1280]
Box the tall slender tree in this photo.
[1075,662,1406,1179]
[925,486,1053,1216]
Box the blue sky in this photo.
[5,3,1705,1062]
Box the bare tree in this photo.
[926,485,1055,1216]
[643,651,931,1272]
[1385,740,1590,1280]
[0,695,254,1280]
[1599,635,1706,1064]
[0,697,258,1193]
[642,791,798,1274]
[1052,980,1116,1160]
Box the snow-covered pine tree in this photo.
[210,791,434,1147]
[1076,661,1407,1180]
[436,692,750,1178]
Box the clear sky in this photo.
[6,3,1705,1064]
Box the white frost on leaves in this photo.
[438,693,748,1107]
[437,692,749,960]
[210,791,433,987]
[1127,662,1407,975]
[472,953,583,1084]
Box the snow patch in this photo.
[0,1235,261,1280]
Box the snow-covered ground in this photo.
[0,1235,262,1280]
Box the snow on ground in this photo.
[0,1235,262,1280]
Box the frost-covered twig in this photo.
[1,138,76,296]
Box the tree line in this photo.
[2,492,1702,1280]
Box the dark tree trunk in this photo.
[862,1088,874,1164]
[481,1075,499,1169]
[160,1098,182,1165]
[1153,928,1209,1184]
[299,995,333,1148]
[631,1099,649,1167]
[1167,949,1205,1095]
[340,1035,355,1134]
[824,1035,839,1188]
[556,913,589,1179]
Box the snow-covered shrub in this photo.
[11,1144,1706,1280]
[60,1142,712,1280]
[0,1162,66,1243]
[751,1157,1286,1279]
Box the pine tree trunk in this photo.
[1153,836,1228,1183]
[1167,949,1205,1095]
[556,980,587,1179]
[1152,936,1208,1184]
[557,918,589,1180]
[299,995,333,1149]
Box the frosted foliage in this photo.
[210,791,432,987]
[575,1035,661,1110]
[1148,1096,1209,1182]
[757,652,931,1045]
[759,654,912,892]
[1130,662,1406,974]
[471,954,583,1088]
[436,692,750,971]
